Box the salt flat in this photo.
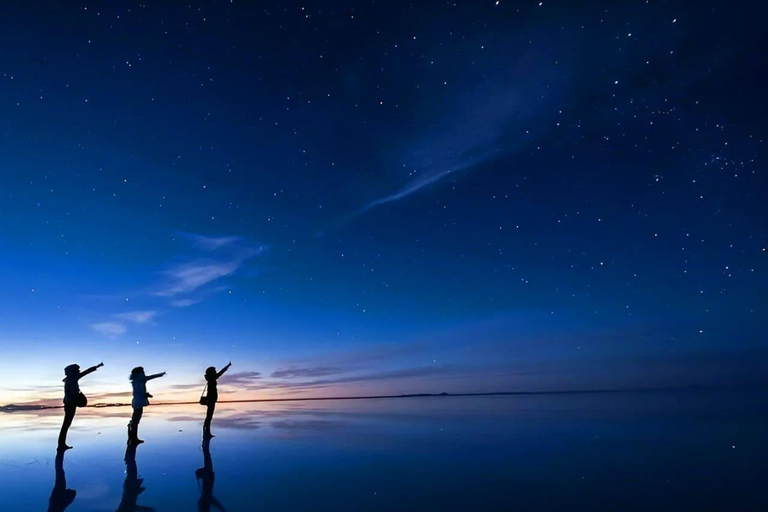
[1,392,766,511]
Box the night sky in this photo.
[1,1,766,405]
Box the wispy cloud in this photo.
[177,232,241,251]
[88,391,133,402]
[275,365,464,390]
[357,88,516,214]
[88,233,265,336]
[220,371,263,386]
[271,367,346,379]
[115,310,157,323]
[210,365,468,394]
[360,168,460,213]
[168,371,263,391]
[91,310,158,337]
[168,382,207,391]
[155,260,242,297]
[169,298,199,308]
[155,234,267,299]
[91,321,128,337]
[356,35,566,217]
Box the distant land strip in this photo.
[0,385,746,413]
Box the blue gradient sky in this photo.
[1,0,766,405]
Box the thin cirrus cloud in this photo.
[240,365,469,394]
[184,234,242,251]
[356,36,571,217]
[271,367,346,379]
[91,321,128,337]
[90,233,266,337]
[274,365,465,391]
[359,168,459,213]
[357,85,522,215]
[168,371,263,391]
[190,365,468,394]
[155,233,267,300]
[91,310,157,337]
[219,371,263,386]
[154,260,242,297]
[115,310,158,323]
[169,298,199,308]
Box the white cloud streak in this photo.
[92,310,158,337]
[169,298,199,308]
[115,310,157,323]
[176,232,241,251]
[155,260,242,297]
[360,168,456,213]
[91,321,128,337]
[90,233,265,335]
[155,234,267,299]
[356,71,546,215]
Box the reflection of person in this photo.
[128,367,166,445]
[58,362,104,450]
[48,449,76,512]
[203,362,231,438]
[196,438,226,511]
[118,444,156,512]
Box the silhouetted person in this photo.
[48,450,76,512]
[196,438,226,511]
[118,444,156,512]
[58,362,104,450]
[202,362,231,438]
[128,367,165,445]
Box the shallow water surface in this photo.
[1,391,766,511]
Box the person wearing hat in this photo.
[57,361,104,450]
[202,362,232,439]
[127,366,166,445]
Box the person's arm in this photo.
[216,362,232,379]
[79,362,104,379]
[146,372,166,381]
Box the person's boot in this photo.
[132,425,144,445]
[127,422,144,445]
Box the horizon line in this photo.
[1,383,757,413]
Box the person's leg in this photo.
[127,410,134,444]
[134,407,143,437]
[58,404,76,449]
[203,402,215,437]
[130,407,144,443]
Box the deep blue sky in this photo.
[1,0,766,404]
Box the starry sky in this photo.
[1,0,766,405]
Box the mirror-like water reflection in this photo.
[2,391,767,511]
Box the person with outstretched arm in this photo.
[202,362,232,439]
[58,362,104,450]
[128,367,166,445]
